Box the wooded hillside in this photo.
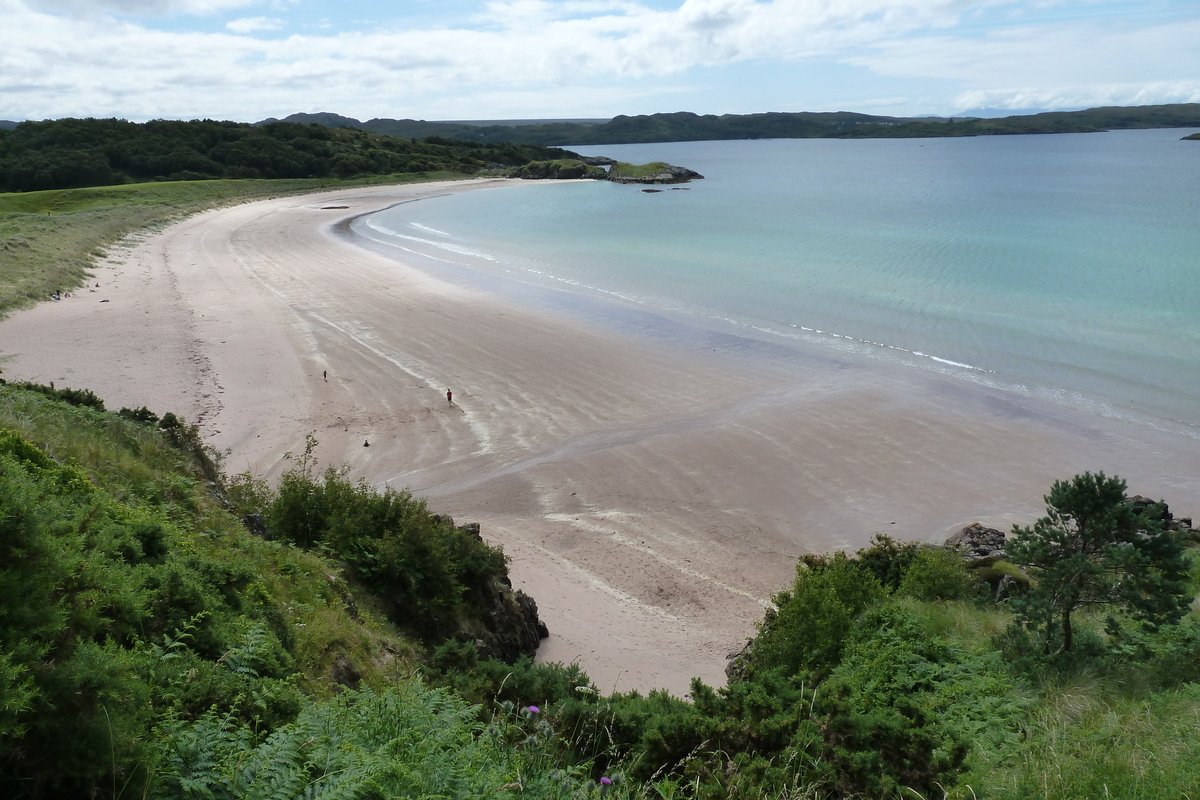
[0,118,575,192]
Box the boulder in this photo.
[1127,495,1198,536]
[946,522,1008,560]
[456,522,550,663]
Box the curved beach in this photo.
[3,179,1198,695]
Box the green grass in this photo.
[959,682,1200,799]
[0,173,466,318]
[607,161,673,179]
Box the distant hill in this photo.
[0,120,18,131]
[268,103,1200,146]
[952,107,1059,118]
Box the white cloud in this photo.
[22,0,259,15]
[841,15,1200,112]
[953,82,1200,113]
[226,15,283,33]
[0,0,1197,121]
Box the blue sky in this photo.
[2,0,1198,122]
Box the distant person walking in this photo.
[446,389,453,404]
[323,370,327,382]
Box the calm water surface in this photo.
[357,129,1200,434]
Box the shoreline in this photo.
[358,200,1200,449]
[2,179,1198,695]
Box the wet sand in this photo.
[3,179,1197,695]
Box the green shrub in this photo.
[854,533,922,590]
[118,405,160,424]
[816,604,1023,797]
[263,452,509,643]
[898,547,976,601]
[423,639,597,711]
[750,552,885,676]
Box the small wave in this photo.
[383,232,498,262]
[364,220,402,237]
[769,321,995,374]
[410,222,452,237]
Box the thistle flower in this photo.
[527,705,540,714]
[600,776,612,786]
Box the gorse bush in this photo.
[251,436,510,643]
[815,604,1023,797]
[898,546,976,601]
[423,638,597,710]
[853,533,922,591]
[750,552,886,676]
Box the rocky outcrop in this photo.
[455,522,549,663]
[725,638,757,683]
[946,522,1008,561]
[1127,495,1195,536]
[605,162,705,184]
[510,158,703,184]
[946,523,1028,601]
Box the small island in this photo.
[509,157,703,184]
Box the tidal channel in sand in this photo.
[2,180,1198,695]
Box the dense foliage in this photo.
[0,387,363,796]
[3,378,1200,799]
[228,435,514,645]
[279,103,1200,146]
[0,117,576,192]
[0,384,548,798]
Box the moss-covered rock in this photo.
[606,161,704,184]
[510,159,606,179]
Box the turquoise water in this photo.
[358,129,1200,433]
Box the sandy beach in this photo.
[3,178,1198,696]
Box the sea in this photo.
[353,128,1200,436]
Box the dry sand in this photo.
[3,179,1198,696]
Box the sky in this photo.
[1,0,1198,123]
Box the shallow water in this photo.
[358,129,1200,434]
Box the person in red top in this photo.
[446,389,453,404]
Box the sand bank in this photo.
[3,179,1198,696]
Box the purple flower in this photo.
[600,777,612,786]
[527,705,540,714]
